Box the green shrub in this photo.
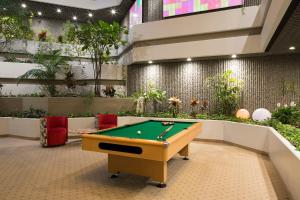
[272,105,300,127]
[0,107,47,118]
[206,70,243,116]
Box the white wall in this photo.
[130,6,264,42]
[119,6,267,64]
[260,0,292,50]
[123,35,262,64]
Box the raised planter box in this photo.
[0,117,98,139]
[0,117,41,139]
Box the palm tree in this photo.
[18,49,69,96]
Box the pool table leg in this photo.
[178,144,189,160]
[107,154,167,187]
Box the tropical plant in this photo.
[145,83,166,113]
[132,82,166,113]
[103,85,116,97]
[65,70,76,89]
[0,0,33,48]
[57,35,64,43]
[168,96,182,118]
[18,49,70,96]
[0,107,47,118]
[38,30,47,41]
[190,98,199,118]
[273,102,300,127]
[206,70,243,116]
[74,20,128,96]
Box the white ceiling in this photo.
[30,0,123,10]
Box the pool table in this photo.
[81,120,202,188]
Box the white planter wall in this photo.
[0,117,10,136]
[68,117,95,130]
[223,122,269,152]
[8,118,41,139]
[268,128,300,200]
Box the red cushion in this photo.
[97,114,117,129]
[99,124,117,130]
[47,116,67,128]
[47,128,67,146]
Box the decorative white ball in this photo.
[252,108,271,122]
[236,109,250,119]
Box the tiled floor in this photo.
[0,138,289,200]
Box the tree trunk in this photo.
[98,59,102,97]
[94,54,101,96]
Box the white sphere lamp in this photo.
[252,108,271,122]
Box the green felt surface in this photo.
[94,120,195,141]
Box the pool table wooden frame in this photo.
[81,120,202,187]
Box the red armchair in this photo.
[40,116,68,147]
[96,114,117,130]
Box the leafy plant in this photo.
[0,107,47,118]
[190,98,199,118]
[38,30,47,41]
[272,102,300,127]
[206,70,243,116]
[57,35,64,43]
[168,96,182,118]
[18,49,70,96]
[103,85,116,97]
[132,82,166,113]
[74,20,128,96]
[65,70,76,89]
[0,0,33,48]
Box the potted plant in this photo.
[38,30,47,41]
[190,98,199,118]
[168,96,182,118]
[102,85,116,97]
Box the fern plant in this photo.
[18,49,70,96]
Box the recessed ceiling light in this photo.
[187,57,192,62]
[231,54,237,58]
[21,3,27,8]
[88,12,93,17]
[72,16,77,21]
[111,9,116,15]
[289,46,296,50]
[56,8,62,13]
[37,11,42,16]
[148,60,153,64]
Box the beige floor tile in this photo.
[0,138,290,200]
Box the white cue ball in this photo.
[137,130,141,134]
